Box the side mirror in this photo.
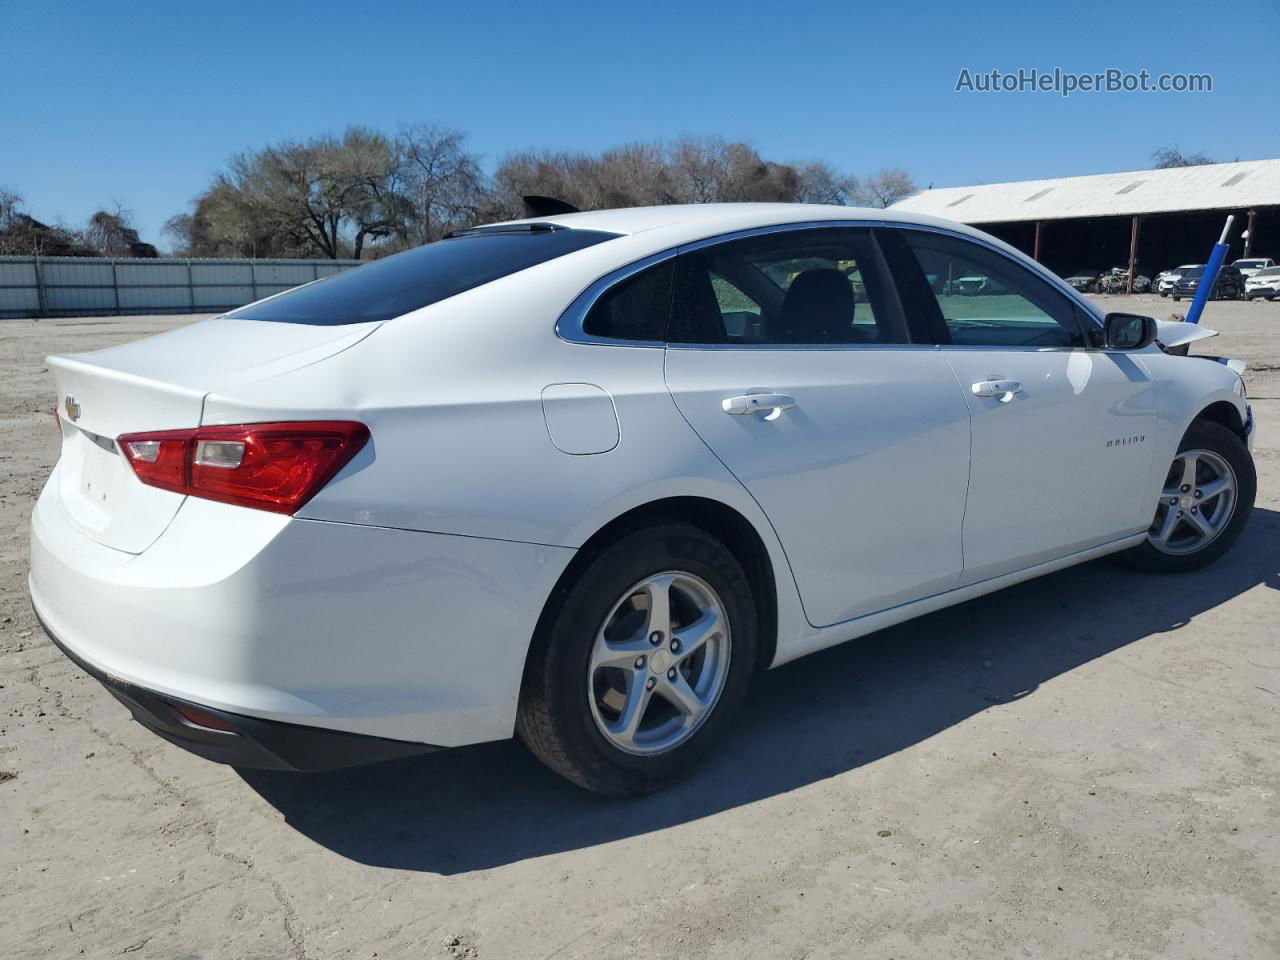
[1103,312,1157,350]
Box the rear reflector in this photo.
[171,702,238,733]
[118,421,369,514]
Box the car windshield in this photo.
[1236,260,1266,269]
[227,226,619,325]
[1183,267,1206,279]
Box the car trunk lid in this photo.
[48,317,378,554]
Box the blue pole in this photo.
[1186,216,1235,325]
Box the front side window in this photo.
[229,226,619,325]
[887,229,1085,348]
[669,228,906,345]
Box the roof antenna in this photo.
[522,195,579,218]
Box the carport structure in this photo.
[890,158,1280,291]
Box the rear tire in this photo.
[1120,419,1255,573]
[517,523,758,797]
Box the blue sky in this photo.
[4,0,1273,249]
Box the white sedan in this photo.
[1245,266,1280,300]
[30,204,1256,796]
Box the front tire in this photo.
[1121,419,1255,572]
[517,523,758,796]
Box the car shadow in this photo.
[239,507,1280,875]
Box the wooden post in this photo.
[1126,215,1140,294]
[1033,220,1042,262]
[1244,210,1256,258]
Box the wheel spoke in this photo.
[1150,507,1180,545]
[642,575,675,640]
[1185,508,1216,539]
[1177,452,1199,489]
[1197,475,1232,503]
[674,609,722,661]
[659,671,705,719]
[610,672,653,747]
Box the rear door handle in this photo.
[971,379,1022,401]
[722,393,796,419]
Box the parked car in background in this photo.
[1154,264,1200,296]
[1096,267,1152,295]
[1232,258,1275,279]
[29,203,1256,796]
[1063,268,1101,293]
[1171,264,1246,301]
[1244,265,1280,300]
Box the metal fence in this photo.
[0,256,363,319]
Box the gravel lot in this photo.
[2,296,1277,959]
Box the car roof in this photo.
[489,202,991,246]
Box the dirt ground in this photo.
[2,295,1277,960]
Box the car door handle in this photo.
[971,379,1023,401]
[722,393,796,419]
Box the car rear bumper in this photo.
[29,466,575,752]
[35,607,437,770]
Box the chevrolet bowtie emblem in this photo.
[64,395,81,422]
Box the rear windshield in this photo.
[228,226,619,325]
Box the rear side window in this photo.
[228,227,618,325]
[582,259,674,341]
[669,227,907,345]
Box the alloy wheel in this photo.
[587,571,731,756]
[1147,448,1237,555]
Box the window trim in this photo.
[555,219,1105,349]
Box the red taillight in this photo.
[118,421,369,514]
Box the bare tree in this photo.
[0,189,98,256]
[0,188,22,232]
[396,125,485,243]
[856,168,918,208]
[82,203,156,257]
[793,162,859,205]
[163,124,909,257]
[1151,145,1214,169]
[178,127,403,259]
[161,213,194,255]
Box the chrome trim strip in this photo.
[554,217,1105,348]
[74,424,118,454]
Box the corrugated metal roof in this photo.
[890,158,1280,224]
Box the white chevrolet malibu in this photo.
[30,204,1256,795]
